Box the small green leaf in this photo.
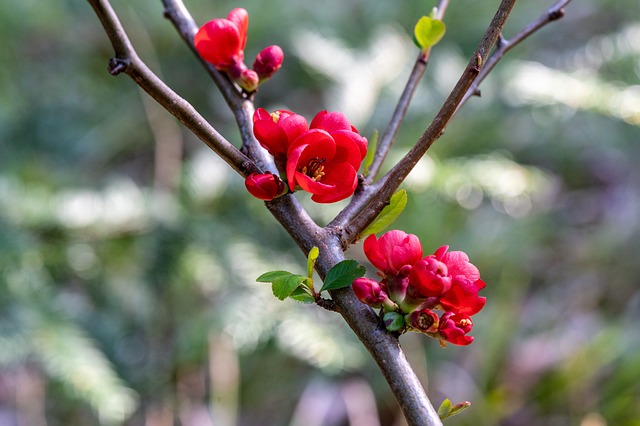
[307,246,319,279]
[437,398,452,419]
[360,190,408,239]
[289,287,316,304]
[414,16,446,50]
[383,312,405,332]
[438,399,471,420]
[362,129,378,177]
[449,401,471,417]
[320,260,366,293]
[257,270,292,283]
[272,274,307,300]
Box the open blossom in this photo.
[286,111,367,203]
[244,172,286,201]
[194,8,248,70]
[435,246,486,315]
[363,230,423,277]
[253,109,308,162]
[438,312,474,346]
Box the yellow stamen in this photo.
[270,111,281,123]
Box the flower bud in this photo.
[407,308,439,333]
[253,45,284,81]
[244,172,286,201]
[352,277,388,308]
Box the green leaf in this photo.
[320,260,366,293]
[449,401,471,417]
[362,129,378,177]
[257,270,293,283]
[438,398,471,420]
[414,16,446,50]
[383,312,405,332]
[307,246,319,279]
[289,287,316,304]
[437,398,453,419]
[360,190,408,238]
[272,274,307,300]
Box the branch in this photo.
[459,0,572,108]
[333,0,518,245]
[161,0,278,174]
[365,0,451,183]
[87,0,258,178]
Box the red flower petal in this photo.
[194,19,242,70]
[226,8,248,50]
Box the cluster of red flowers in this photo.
[194,8,283,92]
[352,230,486,346]
[245,109,368,203]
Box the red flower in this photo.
[244,172,286,201]
[363,230,423,277]
[434,246,486,315]
[286,111,367,203]
[352,277,388,308]
[194,8,249,70]
[438,312,474,346]
[409,256,452,298]
[253,45,284,81]
[253,108,308,162]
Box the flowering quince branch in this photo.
[161,0,279,175]
[86,0,574,423]
[459,0,573,108]
[365,0,450,183]
[87,0,259,178]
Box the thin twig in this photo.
[366,0,451,183]
[87,0,258,177]
[334,0,519,245]
[331,0,450,230]
[161,0,278,174]
[458,0,572,109]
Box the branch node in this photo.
[316,298,338,312]
[108,57,130,76]
[549,8,566,21]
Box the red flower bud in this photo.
[244,172,286,201]
[195,8,248,71]
[253,45,284,81]
[409,256,452,298]
[363,230,423,277]
[352,277,388,308]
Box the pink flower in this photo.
[363,230,423,277]
[352,277,388,308]
[194,8,249,71]
[286,111,367,203]
[253,45,284,81]
[244,172,286,201]
[438,312,474,346]
[253,108,308,162]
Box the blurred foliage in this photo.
[1,0,639,425]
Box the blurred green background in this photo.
[1,0,639,425]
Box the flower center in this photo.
[459,318,472,327]
[300,157,326,181]
[270,111,281,123]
